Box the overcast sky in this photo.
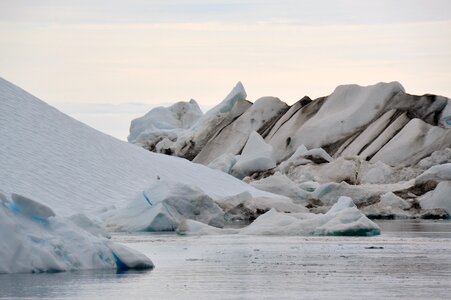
[1,0,451,139]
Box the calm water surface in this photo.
[1,220,451,299]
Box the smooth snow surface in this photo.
[0,193,153,274]
[0,77,279,216]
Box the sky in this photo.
[1,0,451,139]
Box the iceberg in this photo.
[0,192,153,274]
[103,179,225,232]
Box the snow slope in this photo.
[0,77,282,217]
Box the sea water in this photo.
[1,220,450,299]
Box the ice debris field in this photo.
[0,77,450,274]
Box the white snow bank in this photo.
[128,99,202,145]
[0,193,153,274]
[0,77,278,217]
[180,197,380,236]
[231,131,276,179]
[420,181,451,214]
[103,179,224,232]
[415,163,451,185]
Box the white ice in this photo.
[415,163,451,185]
[128,99,202,145]
[103,179,225,232]
[0,192,153,274]
[420,181,451,214]
[193,96,287,164]
[290,82,404,150]
[231,131,276,179]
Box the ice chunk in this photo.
[207,153,239,174]
[194,96,288,165]
[231,131,276,179]
[10,193,56,220]
[311,181,413,206]
[249,172,309,204]
[0,193,153,274]
[417,148,451,169]
[240,197,380,236]
[278,145,333,172]
[357,161,394,184]
[177,219,238,236]
[420,181,451,214]
[69,213,111,239]
[214,191,307,223]
[128,99,202,143]
[285,157,359,184]
[179,197,379,236]
[103,179,225,231]
[415,163,451,185]
[362,192,412,219]
[109,243,154,271]
[173,82,251,159]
